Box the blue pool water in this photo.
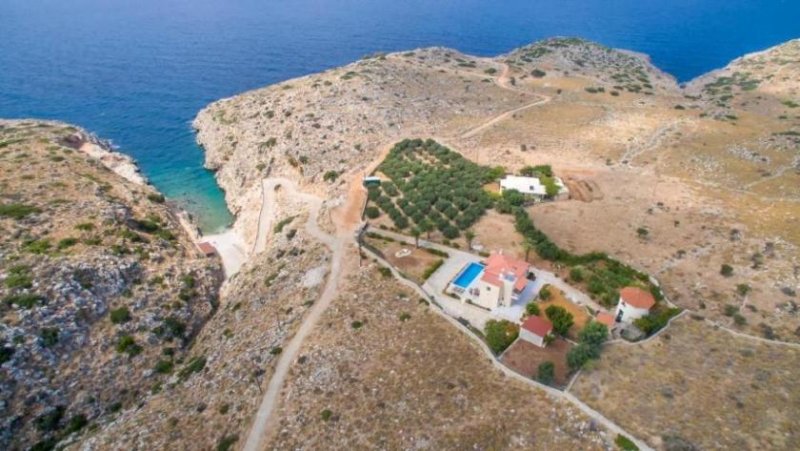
[453,263,486,289]
[2,0,798,232]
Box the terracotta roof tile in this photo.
[619,287,656,310]
[521,315,553,337]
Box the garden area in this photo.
[362,232,446,284]
[501,338,573,387]
[365,139,501,240]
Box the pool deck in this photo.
[367,228,611,331]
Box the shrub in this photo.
[531,69,547,78]
[577,321,608,347]
[323,170,339,182]
[736,284,751,296]
[23,239,51,254]
[537,361,555,385]
[399,312,411,322]
[147,193,166,203]
[484,320,519,354]
[5,268,33,289]
[109,307,131,324]
[270,346,283,355]
[39,327,59,347]
[525,302,540,316]
[3,293,44,309]
[57,237,79,250]
[0,342,15,364]
[35,405,65,432]
[422,259,444,280]
[0,203,40,219]
[273,216,295,233]
[545,305,574,336]
[615,434,639,451]
[539,286,552,301]
[365,206,380,219]
[633,307,681,335]
[351,320,363,329]
[64,414,88,434]
[378,267,392,278]
[720,264,734,277]
[75,222,95,231]
[567,343,595,370]
[321,409,333,421]
[217,434,238,451]
[116,335,142,356]
[569,267,584,282]
[154,360,174,374]
[178,356,207,381]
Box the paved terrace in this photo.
[366,228,612,329]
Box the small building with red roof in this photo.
[596,311,616,329]
[519,315,553,347]
[197,242,217,257]
[614,286,656,323]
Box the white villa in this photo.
[499,175,568,201]
[614,287,656,323]
[447,252,536,310]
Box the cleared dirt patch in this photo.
[501,338,574,388]
[365,235,442,284]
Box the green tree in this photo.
[419,220,433,239]
[720,264,734,277]
[577,321,608,347]
[523,237,537,261]
[465,230,476,249]
[545,305,574,336]
[567,343,595,371]
[411,227,421,248]
[525,302,540,316]
[484,320,519,354]
[537,361,555,385]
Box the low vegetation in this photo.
[484,319,519,354]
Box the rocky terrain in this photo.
[4,37,798,450]
[0,121,222,449]
[187,37,799,450]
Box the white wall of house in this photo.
[519,329,547,347]
[475,280,500,309]
[614,300,650,323]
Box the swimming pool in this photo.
[452,262,485,289]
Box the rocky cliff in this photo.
[0,120,222,449]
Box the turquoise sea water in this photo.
[1,0,798,232]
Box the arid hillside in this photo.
[0,121,222,449]
[184,37,799,451]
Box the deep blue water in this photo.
[2,0,798,232]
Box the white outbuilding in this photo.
[499,175,568,200]
[614,287,656,323]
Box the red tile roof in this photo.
[197,242,216,256]
[521,315,553,337]
[619,287,656,310]
[481,252,530,291]
[596,312,615,327]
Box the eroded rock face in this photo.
[0,120,222,448]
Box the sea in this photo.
[1,0,797,233]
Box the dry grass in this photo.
[571,316,800,450]
[267,261,613,450]
[365,236,441,283]
[501,338,573,387]
[538,285,592,338]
